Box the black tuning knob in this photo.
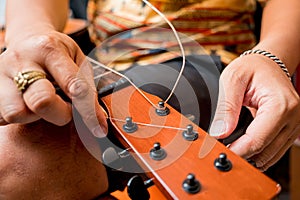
[182,124,198,141]
[127,175,154,200]
[182,173,201,194]
[214,153,232,172]
[155,101,170,116]
[149,142,167,161]
[123,117,138,133]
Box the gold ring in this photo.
[14,71,47,92]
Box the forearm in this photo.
[255,0,300,74]
[5,0,69,46]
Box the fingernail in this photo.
[209,120,227,137]
[92,126,107,138]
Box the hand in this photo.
[209,54,300,171]
[0,30,107,137]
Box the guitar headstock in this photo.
[101,85,281,200]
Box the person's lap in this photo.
[0,120,108,200]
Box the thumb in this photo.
[209,71,247,139]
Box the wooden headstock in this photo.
[101,85,280,200]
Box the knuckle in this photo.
[34,35,57,50]
[83,111,97,124]
[32,34,63,58]
[215,100,237,116]
[254,153,271,168]
[220,65,248,87]
[27,90,55,113]
[67,77,90,99]
[256,161,269,171]
[1,105,26,123]
[274,94,300,116]
[288,95,300,111]
[248,138,265,155]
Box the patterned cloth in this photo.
[87,0,257,70]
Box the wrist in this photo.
[240,49,291,81]
[5,23,56,48]
[254,39,300,75]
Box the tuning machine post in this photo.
[214,153,232,172]
[123,117,138,133]
[182,124,198,141]
[155,101,170,116]
[182,173,201,194]
[149,142,167,161]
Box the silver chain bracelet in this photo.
[240,49,291,81]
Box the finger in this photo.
[23,77,72,126]
[254,133,299,172]
[0,114,8,125]
[38,40,107,136]
[247,107,257,118]
[209,65,249,138]
[250,122,300,171]
[229,108,285,159]
[258,137,297,172]
[40,35,86,97]
[70,59,108,137]
[0,75,40,124]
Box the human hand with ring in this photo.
[0,0,107,137]
[0,30,107,137]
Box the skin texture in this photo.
[1,0,109,198]
[209,0,300,171]
[0,0,299,198]
[0,120,108,199]
[2,0,107,135]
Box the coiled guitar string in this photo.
[88,0,188,131]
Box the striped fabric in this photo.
[87,0,257,69]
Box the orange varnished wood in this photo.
[101,85,281,200]
[112,185,167,200]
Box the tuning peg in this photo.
[127,175,154,200]
[102,147,130,170]
[214,153,232,172]
[123,117,138,133]
[155,101,170,116]
[149,142,167,161]
[182,173,201,194]
[182,124,198,141]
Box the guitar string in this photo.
[141,0,186,104]
[89,60,192,132]
[109,117,186,131]
[89,0,186,110]
[89,57,159,109]
[87,0,190,131]
[89,57,192,132]
[94,71,112,80]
